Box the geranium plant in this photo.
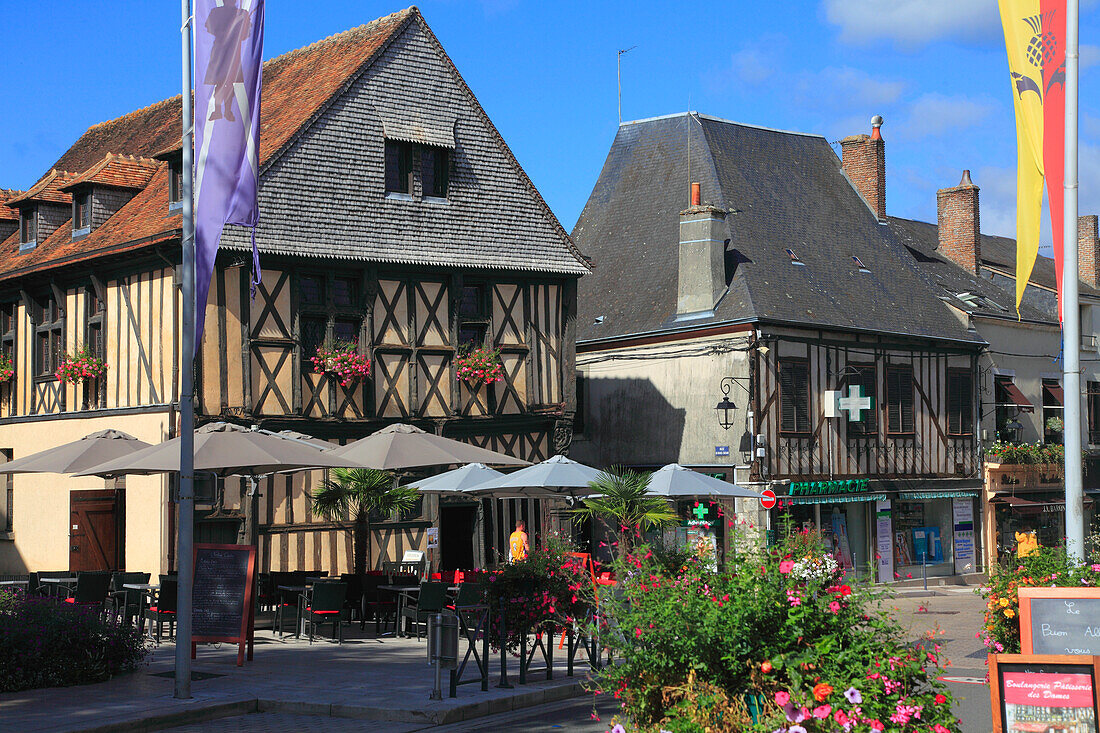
[311,341,371,387]
[0,354,12,382]
[455,345,504,386]
[986,440,1064,465]
[56,348,107,384]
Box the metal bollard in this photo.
[431,612,443,700]
[922,554,927,592]
[496,597,512,688]
[429,612,459,701]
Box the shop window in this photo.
[845,364,876,435]
[779,359,810,434]
[1088,382,1100,445]
[946,369,974,436]
[1042,378,1064,444]
[885,365,915,435]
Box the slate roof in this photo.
[0,190,22,222]
[59,154,159,191]
[0,6,585,282]
[573,113,1008,345]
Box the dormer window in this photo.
[73,191,91,233]
[384,140,413,195]
[19,210,36,251]
[169,160,184,208]
[421,146,449,199]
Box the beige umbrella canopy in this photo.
[73,422,365,477]
[326,423,529,470]
[0,429,153,475]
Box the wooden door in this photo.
[69,490,121,572]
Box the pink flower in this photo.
[812,704,831,719]
[829,601,841,614]
[779,560,795,574]
[775,690,790,706]
[833,709,850,725]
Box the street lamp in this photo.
[715,395,737,430]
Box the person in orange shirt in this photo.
[508,520,529,563]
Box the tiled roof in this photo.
[6,170,79,207]
[0,190,23,222]
[59,154,159,191]
[0,165,180,281]
[573,113,997,345]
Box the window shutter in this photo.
[947,374,961,435]
[780,362,796,433]
[780,361,809,433]
[900,367,914,433]
[887,366,914,434]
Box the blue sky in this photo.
[2,1,1100,253]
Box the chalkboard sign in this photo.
[1020,587,1100,656]
[192,543,256,666]
[989,654,1100,733]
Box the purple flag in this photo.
[193,0,264,351]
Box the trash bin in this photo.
[427,612,459,670]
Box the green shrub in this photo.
[977,543,1100,654]
[0,590,148,692]
[594,531,959,732]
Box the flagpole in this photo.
[176,0,197,698]
[1064,0,1085,563]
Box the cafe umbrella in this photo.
[463,454,604,499]
[643,463,764,499]
[406,463,504,493]
[0,429,153,475]
[325,423,528,471]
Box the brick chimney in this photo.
[841,115,886,221]
[677,182,727,316]
[937,170,981,275]
[1079,215,1100,288]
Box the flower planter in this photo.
[56,349,107,384]
[311,343,370,387]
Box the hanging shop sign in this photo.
[953,498,975,575]
[789,479,870,496]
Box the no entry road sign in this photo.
[760,489,777,510]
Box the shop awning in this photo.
[1043,382,1064,406]
[790,493,888,505]
[899,491,980,500]
[996,376,1034,410]
[991,495,1040,507]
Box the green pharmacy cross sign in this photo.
[789,479,871,496]
[837,385,874,422]
[692,504,710,520]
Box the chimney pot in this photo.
[937,171,981,276]
[691,182,701,207]
[841,117,886,220]
[677,201,727,316]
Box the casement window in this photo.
[74,191,91,231]
[83,288,105,409]
[885,365,915,435]
[845,364,877,435]
[779,359,811,434]
[19,210,36,246]
[456,284,488,348]
[1,303,16,416]
[1042,378,1064,444]
[384,140,413,195]
[574,372,587,436]
[0,449,11,532]
[1088,382,1100,445]
[169,160,184,207]
[35,295,63,378]
[420,146,449,198]
[946,369,974,436]
[297,272,363,366]
[995,375,1033,442]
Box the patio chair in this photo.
[400,581,448,641]
[447,582,485,611]
[63,571,112,612]
[363,574,397,635]
[256,573,275,612]
[339,573,364,628]
[271,571,302,636]
[32,570,70,597]
[108,572,150,625]
[143,578,178,643]
[301,581,347,644]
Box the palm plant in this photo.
[573,468,677,557]
[310,467,419,575]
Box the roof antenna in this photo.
[617,46,636,125]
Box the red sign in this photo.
[1003,672,1095,708]
[760,489,777,510]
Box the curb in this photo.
[62,678,589,732]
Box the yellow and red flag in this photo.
[999,0,1066,317]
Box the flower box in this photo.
[0,354,12,383]
[455,346,504,387]
[310,343,371,387]
[56,349,107,384]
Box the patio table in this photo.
[379,584,459,637]
[0,579,28,586]
[40,577,77,597]
[122,583,159,629]
[277,585,310,637]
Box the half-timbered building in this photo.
[571,113,1015,581]
[0,7,587,578]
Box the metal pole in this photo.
[1064,0,1085,563]
[430,613,443,700]
[175,0,197,700]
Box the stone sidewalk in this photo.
[0,627,592,733]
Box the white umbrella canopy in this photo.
[644,463,763,499]
[73,422,365,477]
[0,429,153,475]
[465,454,605,499]
[407,463,504,493]
[326,423,528,470]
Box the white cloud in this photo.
[798,66,905,107]
[1082,44,1100,70]
[823,0,999,47]
[730,47,774,86]
[898,93,996,140]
